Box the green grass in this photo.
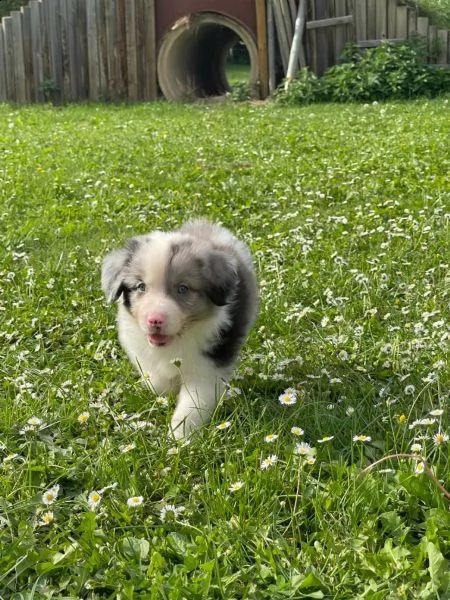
[1,97,450,599]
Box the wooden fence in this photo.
[0,0,449,103]
[273,0,450,77]
[0,0,157,103]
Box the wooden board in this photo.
[367,0,376,40]
[11,11,26,103]
[387,0,396,38]
[0,27,6,101]
[354,0,367,41]
[375,0,387,39]
[396,6,408,39]
[21,6,33,102]
[256,0,269,98]
[30,1,44,102]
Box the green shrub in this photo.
[275,40,450,105]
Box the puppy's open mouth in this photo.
[147,333,175,347]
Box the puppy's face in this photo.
[102,232,237,348]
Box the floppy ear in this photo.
[101,248,130,303]
[203,250,238,306]
[101,237,143,303]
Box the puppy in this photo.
[101,219,258,438]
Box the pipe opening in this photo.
[157,13,259,102]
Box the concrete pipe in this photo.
[157,12,259,101]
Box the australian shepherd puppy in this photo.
[101,219,258,439]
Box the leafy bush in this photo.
[275,41,450,105]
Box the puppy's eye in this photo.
[135,282,146,293]
[177,284,189,295]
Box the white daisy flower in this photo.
[260,455,278,470]
[433,432,449,447]
[294,442,316,456]
[229,481,245,493]
[291,426,304,436]
[87,491,102,510]
[353,434,372,443]
[317,435,334,443]
[38,511,55,526]
[77,412,90,425]
[264,434,278,443]
[159,503,185,521]
[42,485,60,506]
[216,421,232,430]
[429,409,444,417]
[411,443,422,454]
[127,496,144,508]
[278,391,297,406]
[414,461,425,475]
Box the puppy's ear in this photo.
[203,250,238,306]
[101,238,141,303]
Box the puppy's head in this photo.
[102,232,237,347]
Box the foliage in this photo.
[0,0,28,19]
[275,41,450,105]
[0,99,450,598]
[412,0,450,27]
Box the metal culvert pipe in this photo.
[157,12,259,101]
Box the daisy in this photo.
[77,412,90,425]
[159,504,185,521]
[294,442,316,456]
[38,511,55,526]
[317,435,334,443]
[353,434,372,443]
[119,442,136,453]
[127,496,144,508]
[229,481,244,493]
[404,385,415,395]
[429,409,444,417]
[264,434,278,443]
[411,443,422,454]
[28,416,43,427]
[216,421,232,430]
[278,391,297,406]
[88,491,102,510]
[408,418,436,429]
[291,426,304,436]
[260,455,278,470]
[414,461,425,475]
[433,432,449,447]
[42,485,60,506]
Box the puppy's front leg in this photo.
[170,378,225,439]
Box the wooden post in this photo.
[143,0,157,101]
[437,30,449,64]
[267,0,276,93]
[125,0,138,100]
[354,0,367,41]
[285,0,306,85]
[375,0,387,39]
[0,27,6,101]
[87,0,100,99]
[21,5,33,102]
[11,11,26,103]
[255,0,269,98]
[396,6,408,39]
[387,0,396,39]
[272,0,290,74]
[30,0,44,102]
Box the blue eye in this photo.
[178,284,189,295]
[136,282,146,293]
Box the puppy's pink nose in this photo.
[147,313,166,327]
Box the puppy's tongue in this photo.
[148,333,174,347]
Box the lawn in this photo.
[0,97,450,599]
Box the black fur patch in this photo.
[205,264,253,368]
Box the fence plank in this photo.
[48,0,63,102]
[21,6,33,102]
[437,29,449,64]
[354,0,367,40]
[417,16,429,39]
[334,0,348,61]
[75,0,88,98]
[407,7,417,37]
[367,0,376,39]
[2,18,15,100]
[306,15,352,29]
[387,0,396,38]
[60,0,71,100]
[105,0,115,98]
[86,0,100,98]
[272,0,290,73]
[143,0,157,100]
[116,0,127,98]
[29,1,44,102]
[65,0,79,99]
[428,25,438,62]
[125,0,137,99]
[0,27,6,101]
[11,11,26,103]
[375,0,387,39]
[396,6,408,38]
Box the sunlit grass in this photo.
[1,98,450,598]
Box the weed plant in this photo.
[0,99,450,598]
